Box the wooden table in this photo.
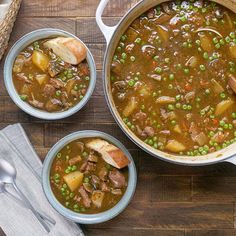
[1,0,236,235]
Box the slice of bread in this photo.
[86,139,130,169]
[44,37,87,65]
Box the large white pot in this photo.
[96,0,236,166]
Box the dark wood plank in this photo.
[185,229,236,236]
[0,95,114,124]
[84,228,185,236]
[44,123,137,149]
[87,202,233,229]
[19,0,139,17]
[193,177,236,202]
[0,228,6,236]
[76,17,120,44]
[135,175,192,202]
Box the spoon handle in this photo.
[5,190,56,225]
[12,181,51,233]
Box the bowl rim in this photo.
[42,130,137,224]
[4,28,96,120]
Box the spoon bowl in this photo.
[0,159,16,184]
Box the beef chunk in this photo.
[45,98,62,112]
[16,73,32,84]
[78,62,90,77]
[101,182,110,192]
[98,167,108,181]
[88,153,98,163]
[69,155,82,166]
[43,84,55,96]
[108,169,126,188]
[49,78,64,89]
[29,99,44,109]
[79,186,91,208]
[48,61,64,77]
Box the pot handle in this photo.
[96,0,118,44]
[225,155,236,165]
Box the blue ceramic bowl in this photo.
[4,28,96,120]
[42,130,137,224]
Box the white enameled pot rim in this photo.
[42,130,137,224]
[4,28,96,120]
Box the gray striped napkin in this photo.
[0,123,84,236]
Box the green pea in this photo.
[168,104,175,111]
[121,52,127,60]
[135,38,141,44]
[164,58,170,63]
[230,32,236,39]
[56,90,62,96]
[20,95,28,101]
[176,103,181,109]
[148,139,154,145]
[71,165,77,171]
[85,76,90,81]
[182,104,188,110]
[183,42,188,48]
[171,120,176,125]
[220,93,226,99]
[130,56,136,62]
[213,37,218,44]
[153,55,159,61]
[203,52,209,59]
[184,68,189,74]
[232,112,236,118]
[219,39,225,45]
[54,173,60,180]
[199,64,206,71]
[205,89,210,94]
[128,79,135,87]
[225,36,231,43]
[215,43,221,49]
[169,74,175,80]
[155,67,162,74]
[84,177,90,183]
[220,120,225,126]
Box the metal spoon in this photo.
[0,159,51,233]
[0,182,56,225]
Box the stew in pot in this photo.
[110,0,236,156]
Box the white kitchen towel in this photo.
[0,123,84,236]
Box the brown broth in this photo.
[110,0,236,156]
[50,138,129,214]
[12,38,90,112]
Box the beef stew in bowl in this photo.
[50,138,129,214]
[13,38,90,112]
[4,29,96,120]
[110,0,236,157]
[42,131,137,224]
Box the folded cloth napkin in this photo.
[0,124,84,236]
[0,0,11,20]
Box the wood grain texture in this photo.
[1,0,236,236]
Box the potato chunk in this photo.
[32,50,49,72]
[92,190,105,208]
[215,99,234,116]
[165,140,186,153]
[123,97,137,117]
[35,74,49,85]
[63,171,84,191]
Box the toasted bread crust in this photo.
[86,139,130,169]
